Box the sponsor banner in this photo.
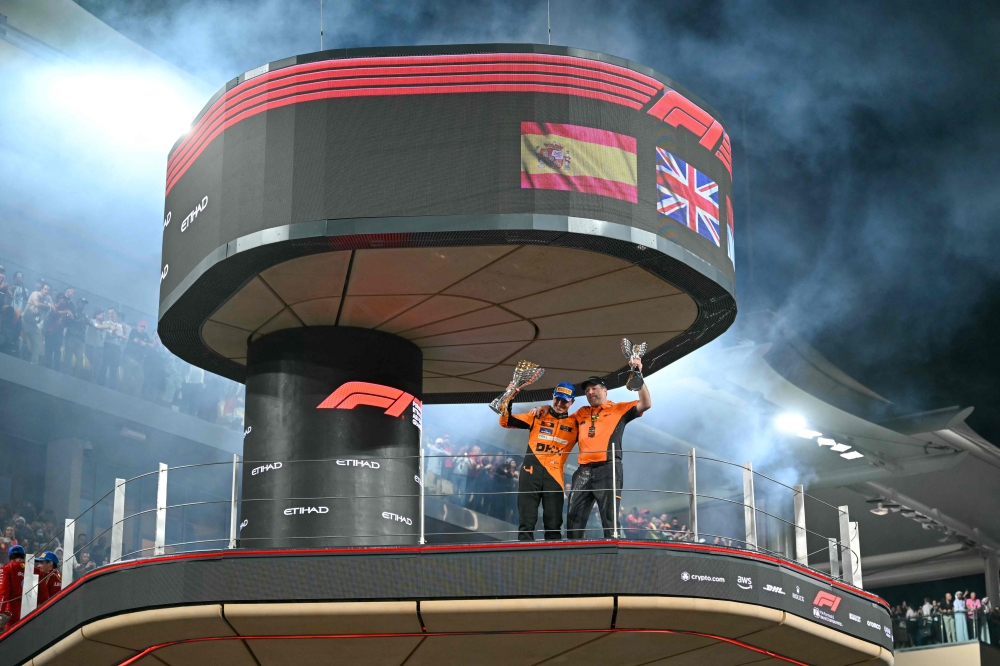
[241,349,420,548]
[680,571,725,583]
[284,506,329,515]
[336,459,381,469]
[520,122,638,203]
[317,381,417,420]
[621,549,892,650]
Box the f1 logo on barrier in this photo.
[317,381,417,417]
[813,591,842,612]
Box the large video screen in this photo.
[160,49,735,306]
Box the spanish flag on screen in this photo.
[521,122,638,203]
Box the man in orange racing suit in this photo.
[557,359,651,539]
[499,382,578,540]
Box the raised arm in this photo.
[632,358,651,414]
[499,382,533,429]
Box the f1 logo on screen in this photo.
[813,591,842,612]
[317,381,417,417]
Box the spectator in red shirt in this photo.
[34,552,61,606]
[0,545,26,630]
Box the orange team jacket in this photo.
[574,400,642,464]
[500,406,579,486]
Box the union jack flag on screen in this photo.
[656,147,720,247]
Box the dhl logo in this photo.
[317,381,419,417]
[813,591,842,612]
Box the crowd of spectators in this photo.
[890,592,998,649]
[620,506,722,543]
[0,500,112,579]
[0,502,61,566]
[425,436,521,523]
[0,263,244,430]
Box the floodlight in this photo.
[817,437,836,447]
[830,443,852,452]
[796,429,822,439]
[774,413,807,433]
[840,451,864,460]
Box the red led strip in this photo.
[165,69,648,181]
[164,53,670,195]
[167,67,650,182]
[116,628,813,666]
[165,84,646,195]
[172,61,658,171]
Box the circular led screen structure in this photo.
[158,45,738,547]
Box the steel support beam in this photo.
[61,518,75,586]
[828,538,841,580]
[154,463,167,556]
[742,462,757,550]
[228,454,239,549]
[22,554,37,616]
[110,478,125,564]
[793,484,808,565]
[688,449,698,543]
[987,550,1000,611]
[849,521,863,589]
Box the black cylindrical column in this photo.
[240,326,422,548]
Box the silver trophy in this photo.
[489,360,546,414]
[621,338,647,391]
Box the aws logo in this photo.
[813,591,842,612]
[317,381,421,419]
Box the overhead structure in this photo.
[157,44,738,548]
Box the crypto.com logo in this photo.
[317,381,418,417]
[813,591,842,612]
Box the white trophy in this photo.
[620,338,647,391]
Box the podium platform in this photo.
[0,542,893,666]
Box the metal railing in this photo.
[13,446,863,620]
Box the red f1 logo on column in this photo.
[317,381,415,417]
[813,591,842,612]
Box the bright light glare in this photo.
[840,451,864,460]
[816,437,836,447]
[830,443,852,452]
[870,504,888,516]
[774,413,807,433]
[40,68,200,151]
[796,429,822,439]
